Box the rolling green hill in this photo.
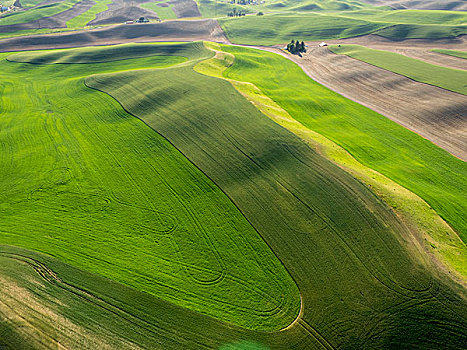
[196,0,372,18]
[219,10,467,45]
[87,41,467,349]
[220,13,388,45]
[0,0,81,26]
[1,42,300,331]
[1,41,466,348]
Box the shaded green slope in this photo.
[0,42,300,331]
[196,0,371,18]
[219,11,467,45]
[220,45,467,245]
[341,8,467,25]
[87,42,467,349]
[0,245,318,349]
[220,13,387,45]
[0,0,81,26]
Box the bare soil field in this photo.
[0,0,95,33]
[0,18,228,50]
[359,0,467,11]
[168,0,200,18]
[332,35,467,70]
[382,47,467,70]
[275,42,467,161]
[88,0,159,25]
[88,0,199,25]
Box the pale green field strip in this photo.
[18,0,46,8]
[196,42,467,281]
[141,1,177,20]
[66,0,111,28]
[218,45,467,248]
[433,48,467,60]
[1,42,300,331]
[86,42,467,349]
[0,0,81,25]
[330,44,467,95]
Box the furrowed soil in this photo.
[275,43,467,162]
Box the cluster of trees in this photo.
[286,40,306,55]
[227,8,246,17]
[231,0,257,4]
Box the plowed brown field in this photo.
[276,41,467,161]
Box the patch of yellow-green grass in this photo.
[141,1,177,20]
[433,48,467,60]
[66,0,112,28]
[196,41,467,284]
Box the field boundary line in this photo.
[199,42,467,287]
[329,46,467,97]
[83,74,302,328]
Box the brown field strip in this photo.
[275,45,467,161]
[88,0,160,26]
[0,0,95,33]
[0,19,228,51]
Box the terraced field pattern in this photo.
[0,40,466,349]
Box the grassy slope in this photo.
[0,245,316,350]
[197,0,371,18]
[18,0,47,8]
[374,22,467,40]
[341,8,467,25]
[330,44,467,95]
[0,0,81,25]
[0,42,300,331]
[219,45,467,247]
[218,8,467,45]
[220,13,388,45]
[87,42,467,349]
[433,48,467,59]
[198,42,467,280]
[141,0,177,20]
[66,0,111,28]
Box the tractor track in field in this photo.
[0,250,216,349]
[202,44,442,302]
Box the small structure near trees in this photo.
[286,40,306,56]
[319,42,328,47]
[136,17,149,23]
